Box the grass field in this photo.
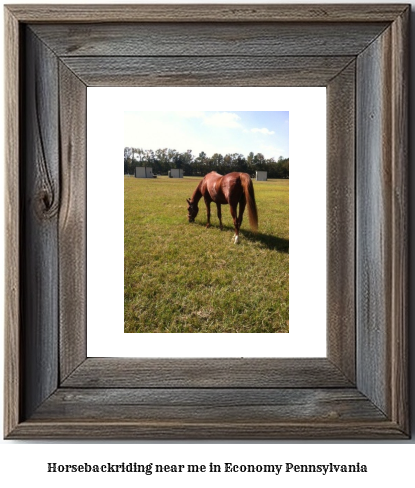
[124,175,289,333]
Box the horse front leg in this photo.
[229,204,240,244]
[216,203,223,230]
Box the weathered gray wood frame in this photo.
[4,4,409,439]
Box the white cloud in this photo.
[203,112,242,129]
[178,111,205,119]
[260,145,286,159]
[251,127,275,135]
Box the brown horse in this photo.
[187,171,258,243]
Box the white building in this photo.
[135,167,154,178]
[256,171,268,181]
[168,168,183,178]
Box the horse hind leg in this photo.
[229,204,240,244]
[216,203,223,230]
[237,198,246,230]
[205,199,211,228]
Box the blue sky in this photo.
[124,111,289,160]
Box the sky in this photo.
[124,111,289,160]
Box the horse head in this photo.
[186,198,199,222]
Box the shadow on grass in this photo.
[241,229,289,252]
[190,221,289,253]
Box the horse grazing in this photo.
[187,171,258,243]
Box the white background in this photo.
[87,86,327,358]
[1,1,414,487]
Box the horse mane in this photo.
[190,178,203,204]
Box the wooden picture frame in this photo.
[4,4,409,439]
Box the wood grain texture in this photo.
[326,62,356,383]
[32,388,386,422]
[7,421,406,440]
[31,22,388,57]
[58,63,87,382]
[4,4,410,440]
[389,8,409,432]
[60,56,354,87]
[4,6,21,438]
[6,4,409,23]
[62,358,353,388]
[21,28,60,420]
[356,14,408,428]
[357,30,391,416]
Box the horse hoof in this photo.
[206,223,211,228]
[234,235,239,244]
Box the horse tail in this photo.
[240,173,258,232]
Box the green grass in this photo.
[124,175,289,333]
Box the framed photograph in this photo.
[4,4,409,439]
[121,105,291,336]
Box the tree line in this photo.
[124,147,289,179]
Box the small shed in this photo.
[168,168,183,178]
[256,171,268,181]
[135,167,154,178]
